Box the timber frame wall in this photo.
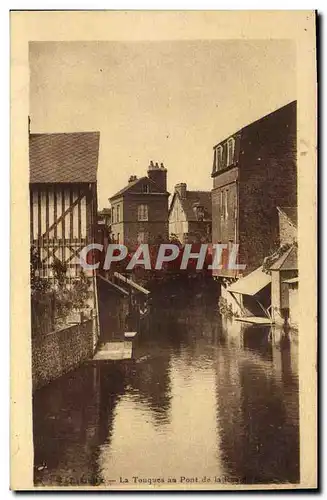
[30,182,97,282]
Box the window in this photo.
[138,204,148,221]
[224,190,229,219]
[116,205,120,223]
[111,207,115,224]
[117,233,120,243]
[143,184,149,193]
[215,146,223,172]
[227,138,235,167]
[137,231,148,244]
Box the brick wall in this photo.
[32,319,94,391]
[211,101,297,277]
[187,220,212,243]
[122,194,169,248]
[212,168,238,256]
[238,101,297,273]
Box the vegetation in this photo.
[218,296,239,319]
[31,246,91,335]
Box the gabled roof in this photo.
[29,132,100,184]
[269,245,298,271]
[169,190,212,221]
[277,206,298,228]
[110,176,168,200]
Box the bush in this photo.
[31,248,91,335]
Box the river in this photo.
[33,283,299,487]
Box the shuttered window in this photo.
[138,204,148,221]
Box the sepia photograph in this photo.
[10,10,317,491]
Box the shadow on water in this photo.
[33,279,299,486]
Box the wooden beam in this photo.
[39,190,85,242]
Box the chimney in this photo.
[128,175,138,183]
[175,183,187,200]
[147,160,167,192]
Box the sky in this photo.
[29,40,296,208]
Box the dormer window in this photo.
[215,145,223,172]
[227,138,235,167]
[143,184,149,193]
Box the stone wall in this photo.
[32,319,95,392]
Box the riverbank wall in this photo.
[32,319,95,392]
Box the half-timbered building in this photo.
[29,131,100,281]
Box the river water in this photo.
[33,284,299,487]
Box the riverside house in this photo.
[109,161,170,250]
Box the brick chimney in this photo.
[175,183,187,199]
[147,161,167,192]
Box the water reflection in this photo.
[33,293,299,486]
[217,318,299,483]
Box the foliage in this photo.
[169,233,182,246]
[30,246,51,294]
[51,258,91,324]
[218,296,239,319]
[31,248,91,334]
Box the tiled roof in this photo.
[175,191,212,221]
[277,206,298,228]
[110,177,148,199]
[110,176,168,200]
[269,245,298,271]
[29,132,100,183]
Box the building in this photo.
[223,206,298,326]
[211,100,297,279]
[266,207,298,326]
[29,131,100,281]
[96,207,112,255]
[109,161,169,249]
[98,207,112,228]
[168,183,212,244]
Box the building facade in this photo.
[168,183,212,244]
[267,206,298,326]
[29,131,100,281]
[211,100,297,278]
[109,162,169,249]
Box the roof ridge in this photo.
[30,131,100,136]
[109,175,169,200]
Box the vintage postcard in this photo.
[10,10,317,490]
